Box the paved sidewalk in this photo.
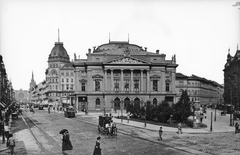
[1,108,235,153]
[75,109,235,133]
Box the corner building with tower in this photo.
[72,40,178,112]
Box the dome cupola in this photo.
[48,30,70,62]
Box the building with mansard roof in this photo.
[71,40,178,112]
[45,39,75,105]
[223,46,240,110]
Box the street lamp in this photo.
[210,112,213,132]
[144,102,147,127]
[214,105,216,122]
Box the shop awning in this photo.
[0,101,6,108]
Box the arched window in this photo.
[96,98,100,107]
[166,83,170,91]
[124,98,130,110]
[134,98,140,108]
[114,98,120,110]
[81,82,85,91]
[153,98,157,106]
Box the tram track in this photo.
[65,115,194,155]
[23,111,193,155]
[21,114,62,155]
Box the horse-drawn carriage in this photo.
[98,115,117,136]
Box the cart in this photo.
[98,116,117,136]
[12,112,18,119]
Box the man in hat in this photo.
[158,127,163,141]
[8,133,15,154]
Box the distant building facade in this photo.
[14,89,29,103]
[30,80,48,103]
[223,47,240,110]
[176,73,223,106]
[72,40,178,112]
[45,41,75,105]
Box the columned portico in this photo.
[105,68,150,93]
[111,69,114,91]
[73,41,178,112]
[141,69,144,92]
[130,69,134,92]
[121,69,124,91]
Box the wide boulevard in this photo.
[10,108,191,155]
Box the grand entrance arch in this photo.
[134,98,140,108]
[114,98,120,110]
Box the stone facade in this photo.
[14,89,29,103]
[45,41,74,104]
[72,41,178,112]
[223,47,240,110]
[176,73,223,106]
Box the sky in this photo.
[0,0,240,91]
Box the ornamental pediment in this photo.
[107,57,149,64]
[150,75,161,79]
[92,74,103,79]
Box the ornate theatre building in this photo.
[72,40,178,112]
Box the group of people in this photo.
[0,107,16,154]
[105,120,117,136]
[158,122,183,141]
[60,129,102,155]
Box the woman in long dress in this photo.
[93,136,101,155]
[61,130,73,155]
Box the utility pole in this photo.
[210,112,213,132]
[214,106,216,122]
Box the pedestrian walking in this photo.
[200,113,203,123]
[93,136,101,155]
[8,133,15,155]
[4,122,10,146]
[127,112,130,123]
[177,122,182,134]
[235,122,239,133]
[60,129,73,155]
[48,106,51,113]
[158,127,163,141]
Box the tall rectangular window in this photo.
[95,80,100,91]
[166,83,170,92]
[134,80,139,91]
[114,79,120,91]
[153,80,158,91]
[81,83,85,91]
[62,84,64,91]
[66,84,69,90]
[124,79,130,91]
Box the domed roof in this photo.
[48,42,70,62]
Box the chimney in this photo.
[88,48,91,53]
[156,50,159,54]
[78,55,80,59]
[144,47,147,51]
